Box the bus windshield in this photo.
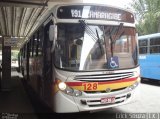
[55,23,138,71]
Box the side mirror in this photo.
[49,25,57,52]
[49,25,56,41]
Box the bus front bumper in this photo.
[53,85,140,113]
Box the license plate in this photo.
[101,97,115,104]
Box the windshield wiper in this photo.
[79,20,97,41]
[96,28,103,55]
[79,20,103,55]
[113,23,124,42]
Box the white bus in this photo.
[19,3,140,113]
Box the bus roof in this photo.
[138,33,160,40]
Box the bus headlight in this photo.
[65,87,74,95]
[58,81,82,97]
[74,90,82,97]
[133,81,139,87]
[133,71,138,77]
[128,81,139,91]
[58,82,67,91]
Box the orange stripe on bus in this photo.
[66,77,137,86]
[70,81,136,91]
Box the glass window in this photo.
[114,36,131,53]
[150,37,160,45]
[34,34,37,56]
[38,28,43,56]
[54,23,138,71]
[150,46,160,53]
[35,31,39,57]
[139,40,148,46]
[149,37,160,53]
[139,47,147,54]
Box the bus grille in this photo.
[81,94,131,107]
[74,72,133,82]
[84,87,127,94]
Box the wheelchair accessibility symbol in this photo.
[107,56,119,69]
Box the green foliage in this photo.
[132,0,160,35]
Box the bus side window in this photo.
[150,37,160,54]
[36,31,39,57]
[33,33,38,57]
[38,27,43,56]
[139,39,148,54]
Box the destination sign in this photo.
[57,5,134,23]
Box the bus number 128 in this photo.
[82,83,98,91]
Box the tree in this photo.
[132,0,160,35]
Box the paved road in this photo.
[114,81,160,113]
